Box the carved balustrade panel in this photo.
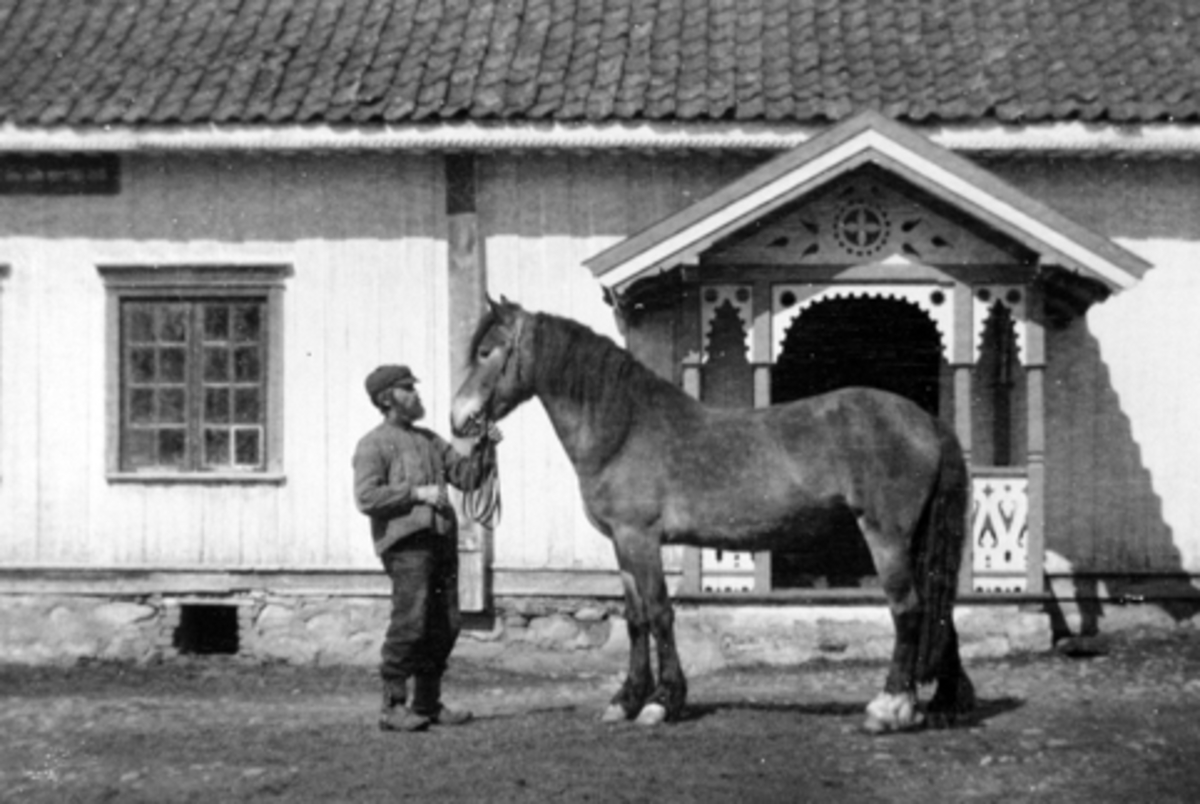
[971,471,1029,593]
[700,548,756,593]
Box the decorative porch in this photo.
[584,111,1149,602]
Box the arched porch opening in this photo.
[772,296,945,414]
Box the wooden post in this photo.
[678,283,704,593]
[446,154,491,612]
[752,281,773,593]
[1023,284,1047,595]
[952,283,976,595]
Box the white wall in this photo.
[0,153,445,571]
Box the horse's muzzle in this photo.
[450,399,487,438]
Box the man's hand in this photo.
[415,485,448,509]
[485,424,503,444]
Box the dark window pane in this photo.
[159,389,186,423]
[124,429,155,467]
[129,389,154,423]
[119,294,271,473]
[204,388,230,423]
[235,429,260,465]
[159,305,189,343]
[232,305,261,342]
[127,306,155,343]
[159,348,187,382]
[233,347,261,382]
[204,429,230,466]
[129,348,156,382]
[203,348,229,382]
[233,388,261,423]
[204,305,230,341]
[158,429,186,466]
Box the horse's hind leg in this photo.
[863,602,926,734]
[861,520,926,734]
[926,619,976,727]
[603,529,687,726]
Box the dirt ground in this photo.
[3,626,1199,804]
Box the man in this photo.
[353,364,499,732]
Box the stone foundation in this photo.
[0,592,1066,670]
[5,590,1198,670]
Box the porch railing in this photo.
[699,548,757,593]
[970,467,1029,593]
[695,467,1031,595]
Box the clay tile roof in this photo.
[1,0,1198,127]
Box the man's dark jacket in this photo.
[352,422,485,555]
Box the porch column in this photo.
[679,284,703,593]
[751,282,773,592]
[952,283,975,595]
[1023,285,1047,595]
[446,154,490,612]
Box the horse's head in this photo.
[451,296,536,437]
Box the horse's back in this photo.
[646,386,953,548]
[754,386,945,469]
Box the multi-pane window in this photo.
[122,299,267,471]
[101,266,286,479]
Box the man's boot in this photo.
[412,675,472,726]
[378,682,430,732]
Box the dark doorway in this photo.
[772,296,943,414]
[770,296,945,588]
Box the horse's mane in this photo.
[531,312,681,413]
[467,305,698,425]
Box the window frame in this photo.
[99,266,287,484]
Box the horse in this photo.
[450,297,975,733]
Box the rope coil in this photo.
[463,434,501,528]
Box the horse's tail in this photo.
[913,422,969,685]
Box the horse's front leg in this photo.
[602,528,687,726]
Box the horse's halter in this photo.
[461,311,525,528]
[485,312,526,417]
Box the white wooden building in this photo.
[1,0,1199,662]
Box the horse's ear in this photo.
[496,295,523,317]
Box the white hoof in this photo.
[635,703,667,727]
[601,704,628,723]
[863,692,924,734]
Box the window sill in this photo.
[107,472,287,486]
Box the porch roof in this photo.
[583,111,1152,295]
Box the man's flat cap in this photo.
[365,364,418,400]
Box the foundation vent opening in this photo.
[174,604,240,655]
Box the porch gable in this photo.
[584,111,1152,298]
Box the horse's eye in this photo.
[477,347,492,361]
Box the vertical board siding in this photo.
[1,149,1200,580]
[0,153,445,571]
[1086,242,1200,573]
[993,156,1200,574]
[477,153,759,574]
[0,257,40,564]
